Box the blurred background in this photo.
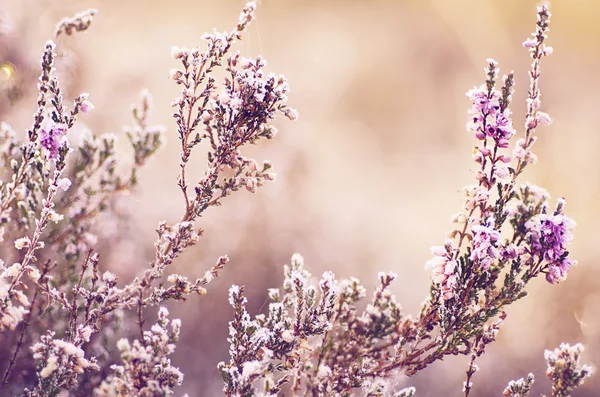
[1,0,599,395]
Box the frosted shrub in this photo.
[0,3,593,397]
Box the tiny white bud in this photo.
[169,69,183,81]
[14,237,30,250]
[281,330,294,343]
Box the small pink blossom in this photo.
[522,38,537,48]
[57,178,72,191]
[427,241,459,301]
[470,221,501,270]
[80,100,95,113]
[537,111,553,126]
[40,121,68,159]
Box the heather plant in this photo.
[0,3,593,397]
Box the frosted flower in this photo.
[102,271,116,283]
[219,91,231,105]
[525,199,576,283]
[5,262,21,277]
[27,266,41,282]
[40,121,68,159]
[14,237,30,250]
[470,221,500,270]
[245,177,257,193]
[57,178,72,191]
[80,99,95,113]
[48,209,64,223]
[463,184,489,211]
[79,326,93,342]
[281,329,294,343]
[169,69,183,81]
[284,108,299,121]
[40,356,58,378]
[536,111,552,126]
[522,38,537,48]
[171,45,186,59]
[427,241,459,300]
[545,343,592,395]
[230,96,243,109]
[116,338,130,351]
[493,163,510,179]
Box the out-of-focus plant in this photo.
[0,3,592,397]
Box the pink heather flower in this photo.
[497,154,512,163]
[40,122,67,159]
[522,38,537,48]
[467,84,515,146]
[546,257,576,284]
[427,241,459,300]
[493,163,510,179]
[525,199,576,283]
[463,185,489,211]
[57,178,72,191]
[219,91,231,105]
[536,111,552,126]
[467,87,499,116]
[470,221,500,270]
[171,46,186,59]
[245,177,257,193]
[513,138,537,164]
[491,111,515,144]
[500,243,517,261]
[527,212,574,263]
[284,108,299,121]
[80,100,95,113]
[200,111,213,123]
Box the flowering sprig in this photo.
[544,343,593,397]
[413,6,578,392]
[95,307,183,396]
[504,373,535,397]
[0,28,93,338]
[219,255,414,395]
[23,331,99,394]
[422,4,571,327]
[1,3,295,394]
[169,1,294,221]
[126,0,296,351]
[55,9,97,38]
[219,5,589,397]
[503,343,593,397]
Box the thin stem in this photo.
[137,288,145,341]
[463,353,478,397]
[67,249,93,342]
[2,261,50,385]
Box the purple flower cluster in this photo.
[39,121,68,159]
[467,79,515,148]
[526,199,576,283]
[469,220,501,270]
[427,241,459,300]
[466,61,516,191]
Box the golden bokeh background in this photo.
[1,0,599,395]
